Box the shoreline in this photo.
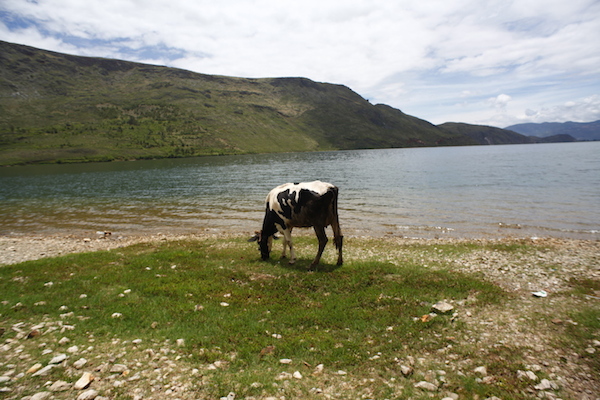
[1,229,598,268]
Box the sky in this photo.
[1,0,599,128]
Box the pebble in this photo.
[414,381,438,391]
[77,389,99,400]
[534,379,559,390]
[49,353,68,364]
[517,370,538,381]
[73,358,88,369]
[49,380,71,391]
[31,365,54,377]
[432,301,454,314]
[73,372,94,390]
[30,392,51,400]
[27,363,43,374]
[473,366,487,376]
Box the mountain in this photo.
[439,123,577,144]
[0,40,549,165]
[506,121,600,141]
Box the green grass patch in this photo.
[0,237,541,399]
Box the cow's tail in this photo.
[330,186,343,252]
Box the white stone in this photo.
[474,366,487,376]
[73,358,88,369]
[58,337,71,345]
[414,381,438,391]
[293,371,303,379]
[32,365,54,377]
[77,389,99,400]
[400,365,413,376]
[534,379,559,390]
[49,353,68,364]
[110,364,128,373]
[67,345,80,353]
[432,301,454,314]
[73,372,94,390]
[517,370,538,381]
[279,358,292,364]
[49,380,71,391]
[30,392,51,400]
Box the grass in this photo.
[0,236,597,399]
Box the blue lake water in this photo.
[0,142,599,239]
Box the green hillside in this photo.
[1,41,528,166]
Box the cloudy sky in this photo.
[1,0,599,127]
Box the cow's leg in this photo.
[335,234,343,266]
[310,225,328,269]
[281,229,296,264]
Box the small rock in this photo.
[111,313,122,318]
[313,364,324,375]
[27,363,43,374]
[534,379,559,390]
[73,372,94,390]
[30,392,51,400]
[58,337,71,345]
[67,345,79,353]
[293,371,303,379]
[219,393,235,400]
[32,365,54,377]
[432,301,454,314]
[49,380,71,391]
[49,353,68,364]
[276,372,292,380]
[400,365,413,376]
[414,381,438,391]
[77,389,99,400]
[474,366,488,376]
[176,338,185,347]
[517,370,538,381]
[279,358,292,364]
[0,376,10,384]
[73,358,88,369]
[110,364,128,373]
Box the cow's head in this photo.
[248,231,274,260]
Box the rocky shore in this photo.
[1,234,599,399]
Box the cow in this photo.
[249,180,343,269]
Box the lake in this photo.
[1,142,599,239]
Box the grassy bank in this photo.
[1,236,598,399]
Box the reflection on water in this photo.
[1,142,599,239]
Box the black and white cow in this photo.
[249,180,343,269]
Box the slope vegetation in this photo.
[1,41,537,165]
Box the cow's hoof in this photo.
[288,259,296,265]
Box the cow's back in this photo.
[266,181,337,228]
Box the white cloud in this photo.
[1,0,599,127]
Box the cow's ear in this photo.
[248,232,260,242]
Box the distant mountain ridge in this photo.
[506,120,600,141]
[0,40,580,165]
